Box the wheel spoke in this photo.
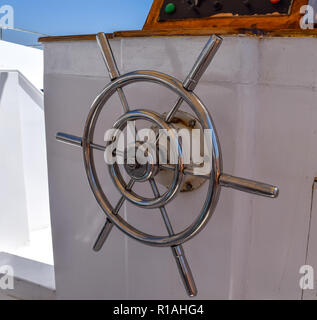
[166,167,278,198]
[93,179,135,251]
[165,98,184,123]
[97,32,129,113]
[219,174,279,198]
[117,88,129,113]
[149,178,197,297]
[165,35,222,123]
[159,163,176,171]
[90,142,107,152]
[56,132,82,147]
[56,132,124,154]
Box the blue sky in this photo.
[1,0,153,46]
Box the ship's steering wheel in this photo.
[56,33,278,297]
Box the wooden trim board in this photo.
[39,0,317,43]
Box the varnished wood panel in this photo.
[39,0,317,43]
[39,27,317,43]
[144,0,310,36]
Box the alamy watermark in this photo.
[299,265,315,290]
[0,5,14,29]
[300,5,315,29]
[104,123,213,175]
[0,265,14,290]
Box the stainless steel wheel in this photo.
[56,33,279,297]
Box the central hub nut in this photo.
[124,142,158,182]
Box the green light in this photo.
[165,3,176,14]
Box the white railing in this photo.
[0,27,49,48]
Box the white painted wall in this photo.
[0,40,43,90]
[0,70,50,252]
[0,71,29,251]
[0,253,55,300]
[44,36,317,299]
[18,73,50,231]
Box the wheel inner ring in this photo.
[109,110,184,209]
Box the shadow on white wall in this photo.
[0,70,53,265]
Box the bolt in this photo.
[189,119,196,128]
[185,182,193,191]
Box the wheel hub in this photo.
[124,142,159,182]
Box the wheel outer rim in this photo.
[83,70,222,247]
